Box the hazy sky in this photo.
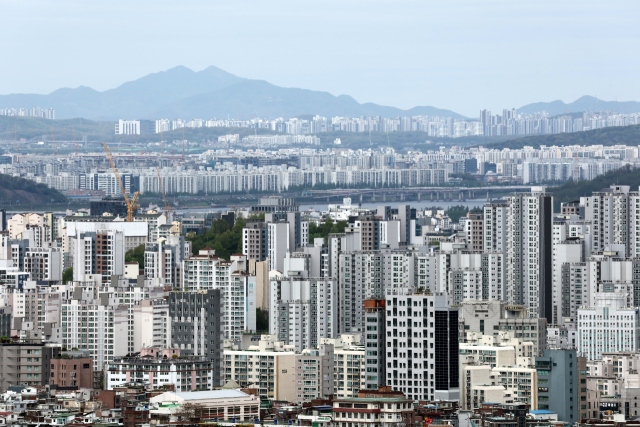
[0,0,638,116]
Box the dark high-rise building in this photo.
[168,290,224,387]
[90,198,129,218]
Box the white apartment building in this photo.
[385,291,459,402]
[65,220,148,253]
[269,275,337,351]
[505,187,553,321]
[460,333,537,410]
[133,299,171,350]
[61,299,128,371]
[581,185,640,258]
[72,230,126,282]
[144,236,191,287]
[268,222,289,273]
[23,247,63,282]
[95,281,168,354]
[327,334,366,399]
[578,292,640,360]
[182,250,256,341]
[551,238,584,326]
[484,200,508,253]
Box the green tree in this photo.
[125,244,145,269]
[62,267,73,284]
[186,216,247,260]
[309,218,348,242]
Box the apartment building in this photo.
[534,349,587,423]
[242,220,267,261]
[504,187,553,321]
[269,275,337,352]
[582,185,640,257]
[465,209,484,252]
[72,229,126,283]
[356,215,381,251]
[133,299,170,350]
[459,300,547,356]
[95,279,168,354]
[329,334,366,399]
[23,247,63,282]
[364,299,386,391]
[294,344,334,405]
[460,333,537,410]
[483,200,508,253]
[133,212,167,243]
[50,354,93,389]
[181,250,256,342]
[144,235,190,287]
[0,332,59,387]
[268,222,289,273]
[223,335,296,401]
[578,292,640,360]
[339,250,418,334]
[105,348,214,391]
[65,219,148,253]
[385,291,459,401]
[168,289,224,387]
[61,299,128,373]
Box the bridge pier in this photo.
[418,192,421,201]
[401,193,405,202]
[383,193,386,202]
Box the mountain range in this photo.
[2,66,640,120]
[0,66,465,120]
[516,95,640,116]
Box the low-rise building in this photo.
[331,395,414,427]
[105,348,214,391]
[50,354,93,389]
[150,389,260,423]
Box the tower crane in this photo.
[156,166,171,219]
[103,143,139,221]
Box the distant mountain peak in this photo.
[0,65,465,120]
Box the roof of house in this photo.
[173,390,250,400]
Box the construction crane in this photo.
[103,143,139,221]
[156,166,171,219]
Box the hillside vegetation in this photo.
[481,124,640,150]
[0,115,113,142]
[549,165,640,209]
[0,173,67,205]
